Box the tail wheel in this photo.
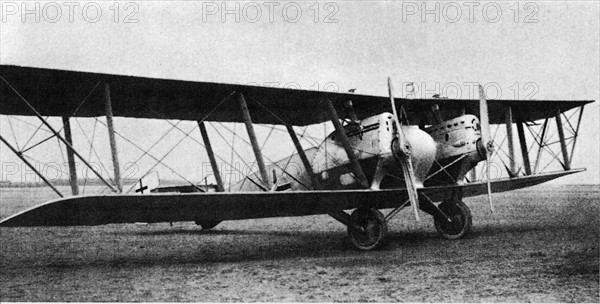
[347,207,388,250]
[434,200,472,240]
[195,220,221,230]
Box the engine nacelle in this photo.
[424,114,487,185]
[391,126,437,187]
[312,113,437,189]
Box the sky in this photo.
[1,0,598,192]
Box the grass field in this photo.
[0,184,598,302]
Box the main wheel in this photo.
[195,220,221,230]
[347,207,388,250]
[434,200,472,240]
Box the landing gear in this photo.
[347,207,388,250]
[195,220,221,230]
[434,200,472,240]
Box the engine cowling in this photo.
[391,126,437,187]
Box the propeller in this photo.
[388,77,420,221]
[478,84,495,213]
[270,169,278,192]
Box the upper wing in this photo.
[1,65,592,126]
[0,169,580,227]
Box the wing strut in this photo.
[324,99,369,188]
[104,83,122,192]
[533,118,549,173]
[516,115,532,175]
[569,105,585,165]
[554,108,571,170]
[198,121,225,192]
[0,135,64,197]
[0,77,118,192]
[238,93,271,189]
[62,116,79,195]
[286,124,322,190]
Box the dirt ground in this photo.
[0,185,598,302]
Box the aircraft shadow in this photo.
[5,220,593,271]
[26,230,438,270]
[131,228,308,237]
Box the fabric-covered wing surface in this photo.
[1,65,384,125]
[0,65,593,126]
[0,170,579,227]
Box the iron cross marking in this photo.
[135,180,148,194]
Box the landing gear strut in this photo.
[434,200,472,239]
[347,207,388,250]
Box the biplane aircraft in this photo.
[0,65,594,250]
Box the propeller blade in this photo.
[388,77,420,221]
[270,169,278,192]
[478,84,494,213]
[485,159,495,213]
[478,85,491,147]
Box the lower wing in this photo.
[0,169,582,227]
